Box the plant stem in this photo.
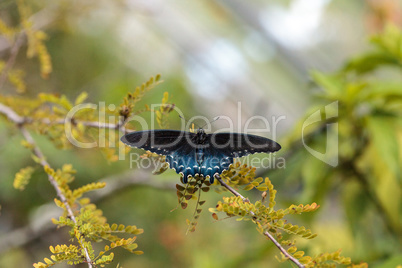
[0,103,94,268]
[215,175,305,268]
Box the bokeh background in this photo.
[0,0,401,267]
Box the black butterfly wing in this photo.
[208,132,281,158]
[121,130,192,155]
[121,130,281,184]
[166,141,201,183]
[121,130,199,182]
[192,133,280,183]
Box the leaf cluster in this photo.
[282,23,402,259]
[1,75,173,163]
[0,0,52,93]
[155,92,175,128]
[1,76,167,267]
[220,161,257,188]
[118,74,162,118]
[277,248,355,268]
[13,166,35,190]
[175,175,211,233]
[208,163,366,267]
[32,164,144,268]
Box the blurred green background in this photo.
[0,0,401,267]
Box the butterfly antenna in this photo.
[179,115,202,129]
[200,116,220,129]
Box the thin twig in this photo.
[0,103,25,124]
[29,115,131,132]
[215,174,305,268]
[263,231,304,268]
[0,102,133,132]
[215,175,247,201]
[0,103,94,267]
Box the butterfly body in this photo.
[121,128,281,183]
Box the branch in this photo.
[0,101,134,133]
[34,117,129,130]
[0,103,94,268]
[216,174,305,268]
[0,102,25,124]
[215,175,248,201]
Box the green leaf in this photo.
[370,23,402,61]
[300,152,328,203]
[256,186,268,192]
[343,52,399,74]
[375,254,402,268]
[74,91,88,105]
[366,116,400,178]
[243,184,254,191]
[364,82,402,101]
[13,166,35,190]
[342,180,370,239]
[310,71,344,98]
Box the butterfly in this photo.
[121,129,281,183]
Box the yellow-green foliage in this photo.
[1,2,384,265]
[155,92,175,128]
[0,18,15,39]
[283,23,402,259]
[0,0,52,94]
[175,175,211,233]
[13,166,35,190]
[1,74,167,266]
[119,74,163,119]
[17,0,52,79]
[207,164,366,267]
[140,151,169,175]
[0,73,173,162]
[153,159,366,266]
[8,68,26,93]
[31,163,144,267]
[277,248,352,267]
[221,161,256,187]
